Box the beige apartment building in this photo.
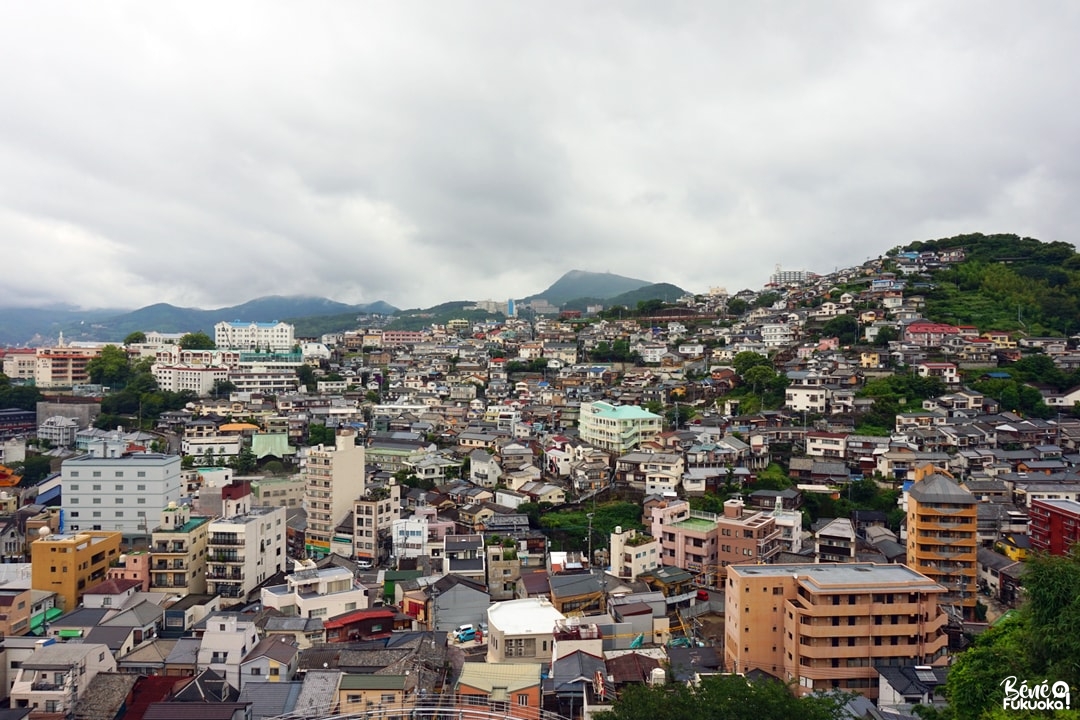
[149,503,210,596]
[304,428,366,558]
[650,498,781,584]
[906,474,978,621]
[725,563,948,699]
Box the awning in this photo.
[29,607,64,633]
[58,628,82,638]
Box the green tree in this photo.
[820,314,859,345]
[0,375,43,411]
[212,379,238,397]
[178,331,215,349]
[596,674,849,720]
[230,446,257,474]
[123,331,147,345]
[733,351,772,377]
[296,364,317,392]
[307,423,335,446]
[15,455,53,485]
[86,345,132,387]
[726,298,750,316]
[875,326,898,347]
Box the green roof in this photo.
[587,402,661,420]
[339,674,407,690]
[252,433,295,459]
[672,517,716,532]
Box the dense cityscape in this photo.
[0,237,1078,719]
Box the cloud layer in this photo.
[1,2,1077,310]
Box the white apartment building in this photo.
[62,452,183,544]
[38,416,80,447]
[578,401,663,454]
[152,363,229,396]
[609,526,660,579]
[304,429,366,559]
[260,564,368,619]
[2,350,37,383]
[227,368,300,394]
[353,484,401,562]
[214,321,296,351]
[197,614,261,691]
[785,385,831,414]
[206,486,287,604]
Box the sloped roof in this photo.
[457,663,540,694]
[237,682,303,720]
[909,474,975,505]
[73,672,139,720]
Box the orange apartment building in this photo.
[725,563,949,699]
[30,529,123,611]
[906,474,978,621]
[650,498,781,584]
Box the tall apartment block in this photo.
[304,428,366,558]
[725,563,948,699]
[906,474,978,620]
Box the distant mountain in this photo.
[0,295,398,346]
[522,270,656,306]
[563,283,689,312]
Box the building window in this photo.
[93,498,101,504]
[70,483,79,489]
[251,668,261,675]
[518,694,529,707]
[92,483,101,490]
[92,472,101,478]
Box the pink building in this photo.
[106,550,151,591]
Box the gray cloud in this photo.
[1,2,1078,310]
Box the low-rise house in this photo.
[260,564,369,620]
[486,597,566,664]
[239,636,300,690]
[10,643,117,716]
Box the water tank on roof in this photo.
[648,668,666,686]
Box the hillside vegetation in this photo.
[906,233,1080,335]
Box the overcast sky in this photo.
[1,2,1078,311]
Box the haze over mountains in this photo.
[0,270,688,346]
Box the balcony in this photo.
[210,554,244,564]
[209,536,245,546]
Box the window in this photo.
[93,511,101,518]
[137,498,146,504]
[70,473,79,479]
[251,668,262,675]
[92,472,101,478]
[518,694,530,707]
[137,473,146,479]
[269,667,279,677]
[115,511,124,517]
[92,483,101,490]
[70,483,79,489]
[93,498,101,504]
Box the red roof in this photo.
[84,577,142,596]
[124,676,185,720]
[323,607,396,630]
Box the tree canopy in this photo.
[596,674,849,720]
[178,331,215,349]
[86,344,132,387]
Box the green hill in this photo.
[904,233,1080,335]
[523,270,655,306]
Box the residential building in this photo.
[37,416,80,448]
[806,431,847,459]
[214,321,296,352]
[578,401,662,454]
[10,642,117,715]
[238,636,300,689]
[196,614,261,691]
[725,563,948,699]
[814,518,857,563]
[260,564,368,620]
[149,503,211,596]
[486,597,566,664]
[34,345,103,389]
[62,452,183,545]
[206,486,287,605]
[353,484,400,563]
[455,664,542,719]
[1029,498,1080,555]
[30,530,122,611]
[304,429,366,559]
[906,474,978,620]
[609,526,660,579]
[650,498,781,583]
[152,364,230,396]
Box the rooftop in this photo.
[730,562,945,591]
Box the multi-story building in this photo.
[725,563,948,699]
[152,363,230,396]
[304,428,367,559]
[214,320,295,351]
[806,431,847,459]
[206,485,287,605]
[352,484,400,564]
[10,642,117,715]
[609,526,660,579]
[486,597,566,664]
[578,401,662,454]
[814,518,857,563]
[650,498,781,583]
[33,345,103,388]
[37,416,80,447]
[392,507,453,560]
[196,613,260,691]
[62,451,183,545]
[2,348,38,383]
[906,474,978,620]
[1029,498,1080,555]
[30,529,122,611]
[149,503,211,596]
[260,564,368,619]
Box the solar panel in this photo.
[915,669,939,683]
